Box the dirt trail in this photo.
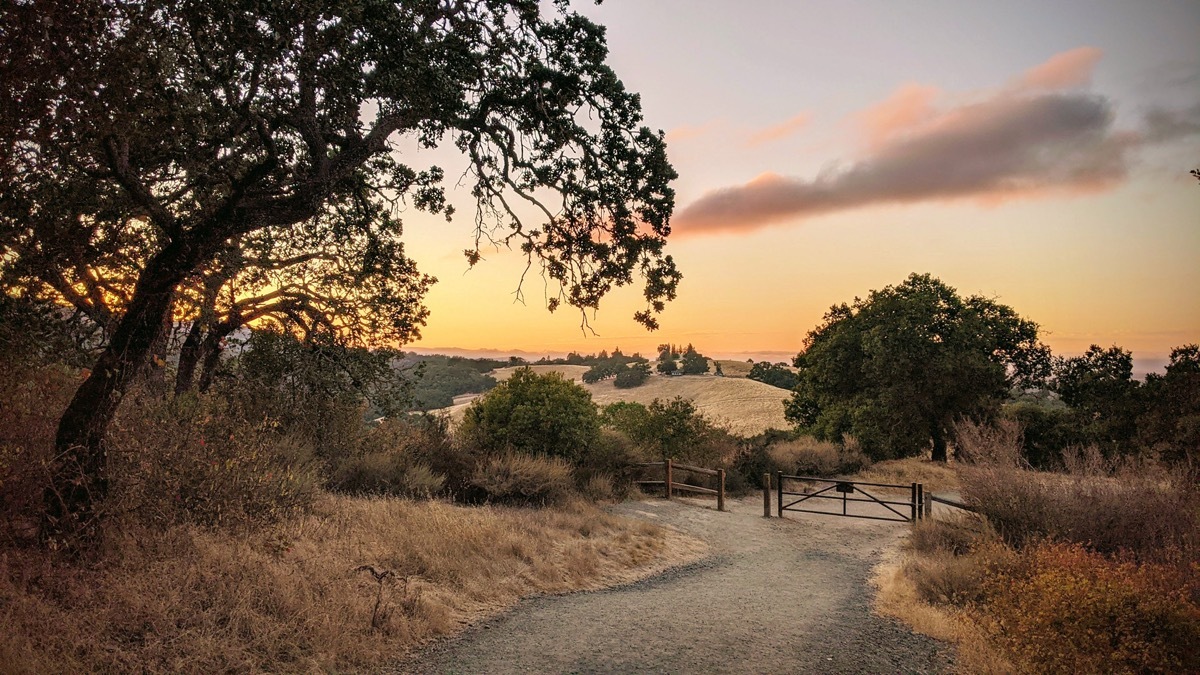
[401,495,953,674]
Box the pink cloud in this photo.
[855,83,940,148]
[1014,47,1103,90]
[745,112,812,147]
[666,120,721,142]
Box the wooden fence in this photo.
[634,459,726,512]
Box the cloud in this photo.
[1013,46,1103,90]
[1142,103,1200,143]
[674,48,1152,237]
[855,83,940,148]
[745,112,811,147]
[666,120,721,143]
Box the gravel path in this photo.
[400,494,953,674]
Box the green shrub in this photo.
[980,542,1200,674]
[573,429,643,498]
[460,368,599,462]
[468,453,574,506]
[613,363,650,388]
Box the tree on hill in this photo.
[748,362,798,390]
[679,344,709,375]
[1137,344,1200,465]
[1,1,679,542]
[1052,345,1141,454]
[614,362,651,388]
[657,359,678,375]
[785,273,1050,462]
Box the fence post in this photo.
[665,458,673,500]
[717,469,726,512]
[924,489,933,519]
[776,472,783,518]
[916,483,924,521]
[762,473,771,518]
[910,483,918,522]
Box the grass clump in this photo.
[767,435,869,477]
[468,453,575,506]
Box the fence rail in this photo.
[634,459,725,511]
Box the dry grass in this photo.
[713,360,753,377]
[0,495,704,673]
[872,548,1016,675]
[851,457,962,492]
[443,368,791,437]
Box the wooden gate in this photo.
[769,473,924,523]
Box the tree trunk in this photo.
[930,422,948,463]
[174,319,204,395]
[196,322,238,393]
[44,244,194,545]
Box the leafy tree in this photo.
[1136,344,1200,465]
[679,344,709,375]
[1,1,679,540]
[613,362,651,388]
[600,397,729,464]
[582,362,620,383]
[657,359,678,375]
[460,368,599,462]
[747,362,798,390]
[785,273,1049,462]
[1052,345,1140,454]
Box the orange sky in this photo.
[398,2,1199,367]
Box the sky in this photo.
[399,0,1200,369]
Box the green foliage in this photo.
[404,355,501,410]
[679,344,709,375]
[656,359,677,375]
[1136,344,1200,466]
[600,397,734,466]
[746,362,798,390]
[786,273,1049,461]
[1052,344,1140,454]
[613,362,651,388]
[1000,400,1083,469]
[460,368,600,462]
[220,329,411,459]
[538,348,646,370]
[0,296,95,371]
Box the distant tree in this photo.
[614,362,651,388]
[785,273,1049,462]
[657,359,678,375]
[582,362,620,384]
[1052,344,1140,453]
[680,344,709,375]
[1137,344,1200,465]
[460,368,599,462]
[714,362,724,377]
[600,397,729,464]
[748,362,798,390]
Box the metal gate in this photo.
[774,473,924,523]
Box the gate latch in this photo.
[835,481,855,494]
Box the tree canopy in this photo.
[460,368,599,462]
[784,273,1049,461]
[0,0,680,542]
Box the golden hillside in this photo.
[442,366,791,437]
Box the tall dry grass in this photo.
[0,495,697,672]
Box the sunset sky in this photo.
[401,0,1200,369]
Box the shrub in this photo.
[903,552,990,608]
[980,542,1200,674]
[767,435,869,477]
[108,396,320,529]
[459,368,599,462]
[959,459,1199,562]
[908,515,995,557]
[574,429,643,498]
[468,453,574,506]
[331,454,445,497]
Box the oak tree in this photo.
[1,0,680,542]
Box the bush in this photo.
[573,428,643,498]
[980,542,1200,674]
[109,396,320,529]
[468,453,574,506]
[331,454,445,497]
[959,459,1199,561]
[767,435,869,477]
[460,368,600,462]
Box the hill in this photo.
[439,366,791,437]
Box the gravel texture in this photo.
[399,494,954,674]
